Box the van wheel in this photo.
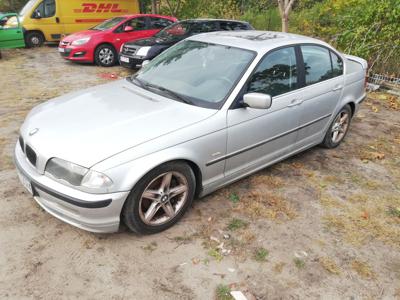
[321,105,352,148]
[94,44,117,67]
[122,162,196,234]
[25,31,44,48]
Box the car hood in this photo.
[125,35,183,47]
[63,30,103,42]
[21,80,216,168]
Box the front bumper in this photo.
[119,53,145,69]
[14,142,129,233]
[58,45,92,62]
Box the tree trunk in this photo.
[282,16,289,33]
[151,0,157,14]
[277,0,295,33]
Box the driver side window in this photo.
[247,47,298,97]
[33,0,55,18]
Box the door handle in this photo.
[332,85,343,91]
[55,17,60,23]
[287,99,303,107]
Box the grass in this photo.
[293,258,306,269]
[229,192,240,204]
[141,241,157,253]
[227,218,248,231]
[253,248,269,262]
[208,248,223,262]
[351,260,374,279]
[387,206,400,218]
[215,284,233,300]
[319,257,341,275]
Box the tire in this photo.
[321,104,352,148]
[94,44,117,67]
[25,31,44,48]
[122,162,196,234]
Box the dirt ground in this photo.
[0,47,399,300]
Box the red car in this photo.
[58,14,177,67]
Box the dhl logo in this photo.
[74,3,128,13]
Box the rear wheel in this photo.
[25,31,44,48]
[321,105,352,148]
[94,44,117,67]
[122,162,196,234]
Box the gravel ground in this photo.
[0,47,399,299]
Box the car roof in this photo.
[188,30,330,53]
[180,18,249,24]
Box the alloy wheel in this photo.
[138,172,189,226]
[331,111,350,143]
[98,48,114,65]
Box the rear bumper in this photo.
[14,142,129,233]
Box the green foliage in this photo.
[292,0,400,75]
[0,0,26,12]
[254,247,269,262]
[240,7,281,31]
[215,284,233,300]
[227,218,248,231]
[229,192,240,204]
[294,257,306,269]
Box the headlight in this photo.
[45,158,112,192]
[136,46,151,57]
[71,37,90,46]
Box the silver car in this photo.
[15,31,367,234]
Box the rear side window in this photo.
[219,21,249,31]
[330,51,343,77]
[301,45,335,85]
[247,47,298,97]
[149,17,174,29]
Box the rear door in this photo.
[0,14,25,48]
[225,46,303,176]
[295,44,345,148]
[112,16,152,51]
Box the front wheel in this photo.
[25,31,44,48]
[321,105,352,148]
[122,162,196,234]
[94,44,117,67]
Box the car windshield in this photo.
[155,22,191,39]
[92,17,126,31]
[132,40,256,109]
[19,0,36,16]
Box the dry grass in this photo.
[235,189,297,220]
[351,260,375,279]
[319,257,341,275]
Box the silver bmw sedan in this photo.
[15,31,367,234]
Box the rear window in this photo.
[149,17,174,29]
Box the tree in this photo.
[277,0,295,32]
[151,0,158,14]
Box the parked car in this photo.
[9,0,140,47]
[0,13,25,52]
[15,31,367,234]
[119,19,253,69]
[58,14,177,66]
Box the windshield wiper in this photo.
[127,76,193,105]
[144,82,193,105]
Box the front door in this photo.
[225,46,303,176]
[30,0,63,41]
[0,14,25,49]
[112,17,154,52]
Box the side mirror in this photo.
[124,26,134,32]
[33,10,42,19]
[242,93,272,109]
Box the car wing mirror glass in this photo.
[33,10,41,19]
[242,92,272,109]
[124,26,134,32]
